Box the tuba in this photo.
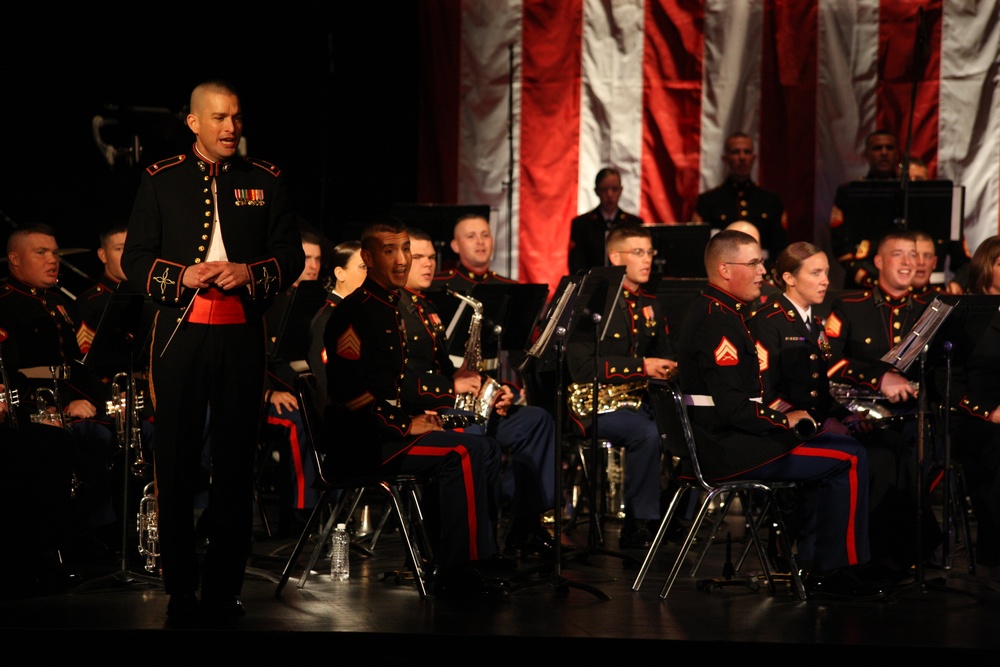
[448,290,504,422]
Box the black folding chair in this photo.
[632,379,807,601]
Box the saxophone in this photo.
[567,380,649,419]
[448,290,503,421]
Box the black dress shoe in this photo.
[804,568,888,601]
[851,561,913,586]
[166,593,199,620]
[504,527,561,560]
[430,564,512,599]
[200,595,246,618]
[473,554,519,575]
[619,519,653,549]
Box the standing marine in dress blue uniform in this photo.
[122,80,304,620]
[692,133,788,267]
[568,167,644,276]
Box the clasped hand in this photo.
[182,261,250,291]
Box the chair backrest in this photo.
[647,379,711,492]
[293,372,331,488]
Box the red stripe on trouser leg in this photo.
[408,444,478,561]
[795,445,861,566]
[267,415,307,509]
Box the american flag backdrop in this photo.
[416,0,1000,293]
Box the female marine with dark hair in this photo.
[308,240,366,403]
[750,242,927,576]
[943,235,1000,566]
[966,235,1000,296]
[328,240,366,301]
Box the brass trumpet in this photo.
[137,481,160,574]
[31,366,70,429]
[106,372,150,479]
[0,344,19,429]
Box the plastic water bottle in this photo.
[330,523,350,581]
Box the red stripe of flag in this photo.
[641,0,704,224]
[518,0,584,287]
[760,0,819,243]
[877,0,942,177]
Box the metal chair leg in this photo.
[633,484,689,591]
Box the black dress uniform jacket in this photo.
[565,283,673,433]
[750,295,844,422]
[75,273,120,355]
[695,178,788,261]
[398,287,459,412]
[122,150,302,315]
[677,284,802,481]
[432,262,518,294]
[568,207,644,276]
[323,277,425,470]
[824,287,926,391]
[0,276,103,407]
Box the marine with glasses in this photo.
[677,229,882,599]
[564,223,676,549]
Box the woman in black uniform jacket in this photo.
[750,242,927,575]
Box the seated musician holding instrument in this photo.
[679,229,884,599]
[0,223,119,562]
[564,223,676,549]
[751,242,928,579]
[401,228,557,559]
[323,218,510,597]
[824,230,925,403]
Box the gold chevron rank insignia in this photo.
[336,326,362,360]
[825,313,842,338]
[755,341,769,371]
[714,336,739,366]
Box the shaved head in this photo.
[190,80,238,115]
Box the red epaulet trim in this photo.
[146,154,186,176]
[247,157,281,177]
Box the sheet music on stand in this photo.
[521,278,578,370]
[881,295,958,373]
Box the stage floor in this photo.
[2,490,998,659]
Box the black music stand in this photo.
[644,222,712,278]
[560,265,640,568]
[73,288,161,592]
[878,295,983,600]
[470,282,549,381]
[840,180,963,278]
[268,280,328,365]
[511,279,610,599]
[388,203,493,272]
[923,295,1000,574]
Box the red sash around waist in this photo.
[187,288,246,324]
